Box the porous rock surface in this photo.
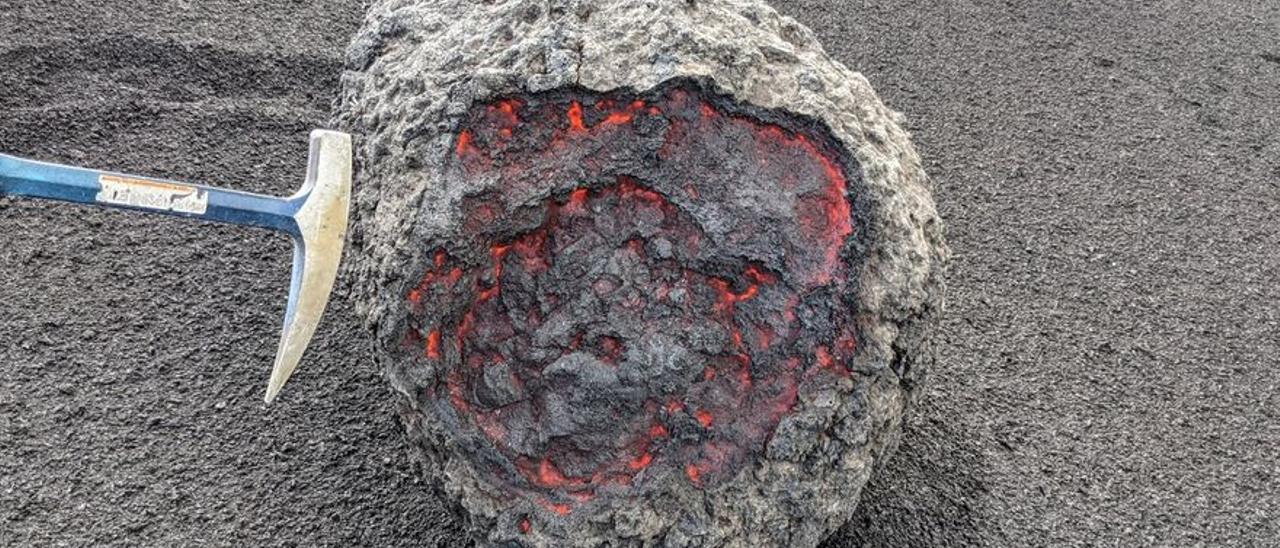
[337,0,947,546]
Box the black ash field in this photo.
[1,1,1277,546]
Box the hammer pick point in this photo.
[264,130,353,403]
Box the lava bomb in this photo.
[338,1,947,546]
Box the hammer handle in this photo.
[0,153,301,237]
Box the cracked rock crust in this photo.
[338,1,947,546]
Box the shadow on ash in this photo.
[337,0,947,545]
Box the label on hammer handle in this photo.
[96,174,209,215]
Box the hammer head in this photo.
[264,130,353,402]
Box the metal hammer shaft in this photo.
[0,151,300,235]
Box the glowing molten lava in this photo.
[403,83,864,518]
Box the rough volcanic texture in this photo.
[338,1,946,546]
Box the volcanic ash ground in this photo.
[338,0,947,546]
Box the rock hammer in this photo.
[0,130,353,402]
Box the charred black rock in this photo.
[338,1,946,546]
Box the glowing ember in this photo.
[402,83,865,518]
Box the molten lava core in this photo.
[402,83,864,516]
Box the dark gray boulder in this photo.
[337,1,946,546]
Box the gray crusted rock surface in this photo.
[338,0,946,546]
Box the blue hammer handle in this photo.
[0,153,302,238]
